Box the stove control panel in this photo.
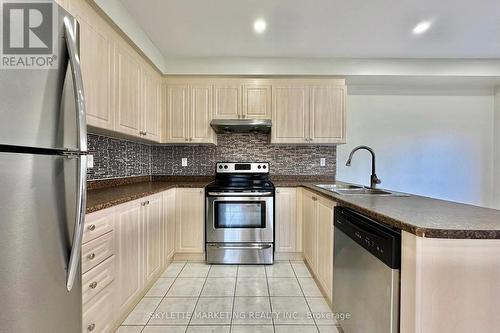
[216,162,269,174]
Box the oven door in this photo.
[206,193,274,243]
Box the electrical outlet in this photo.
[87,155,94,169]
[320,158,326,167]
[181,158,188,167]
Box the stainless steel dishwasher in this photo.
[333,207,401,333]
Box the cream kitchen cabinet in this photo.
[165,82,216,144]
[272,84,310,144]
[213,82,242,119]
[70,0,115,131]
[115,42,142,138]
[309,85,346,144]
[271,80,346,144]
[212,80,271,120]
[243,84,272,119]
[302,188,336,302]
[315,195,335,302]
[302,189,318,271]
[275,188,300,253]
[175,188,205,253]
[143,193,163,287]
[162,189,176,265]
[142,68,162,142]
[114,198,143,317]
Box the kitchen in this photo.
[1,0,500,333]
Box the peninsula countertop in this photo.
[87,176,500,239]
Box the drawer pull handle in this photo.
[87,323,95,331]
[87,253,96,260]
[89,281,98,289]
[88,224,96,231]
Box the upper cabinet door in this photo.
[243,84,271,119]
[116,44,142,137]
[72,0,115,131]
[190,85,215,144]
[165,84,190,143]
[310,85,346,144]
[213,84,241,119]
[143,70,161,142]
[271,85,309,144]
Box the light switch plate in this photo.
[87,155,94,169]
[320,158,326,167]
[181,158,188,167]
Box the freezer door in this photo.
[0,152,84,333]
[0,6,87,152]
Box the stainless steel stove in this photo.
[205,162,274,264]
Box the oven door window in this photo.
[214,201,266,228]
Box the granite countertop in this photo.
[86,176,213,214]
[87,176,500,239]
[298,183,500,239]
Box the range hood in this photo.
[210,119,272,134]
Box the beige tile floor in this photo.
[116,261,341,333]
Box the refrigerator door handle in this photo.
[66,155,87,291]
[63,16,87,153]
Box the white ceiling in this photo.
[119,0,500,59]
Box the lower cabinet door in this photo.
[82,283,115,333]
[144,193,163,286]
[176,188,204,253]
[163,189,176,264]
[302,189,317,272]
[275,188,298,253]
[316,196,335,302]
[114,199,143,316]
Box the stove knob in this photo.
[258,165,261,169]
[263,165,267,169]
[218,165,223,169]
[224,165,228,169]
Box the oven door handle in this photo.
[207,244,272,250]
[207,191,273,196]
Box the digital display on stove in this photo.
[235,164,251,170]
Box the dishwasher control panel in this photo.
[335,207,401,269]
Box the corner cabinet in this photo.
[164,81,216,144]
[271,79,346,145]
[302,188,336,303]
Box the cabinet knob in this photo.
[89,281,98,289]
[87,253,96,260]
[87,323,95,332]
[88,224,96,231]
[189,138,193,142]
[185,138,188,141]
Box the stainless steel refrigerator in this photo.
[0,4,87,333]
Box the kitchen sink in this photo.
[316,184,364,191]
[315,184,410,197]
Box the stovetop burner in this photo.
[207,162,274,192]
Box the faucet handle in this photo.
[372,174,382,184]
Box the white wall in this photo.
[336,93,495,208]
[493,88,500,207]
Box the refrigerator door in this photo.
[0,151,85,333]
[0,6,87,153]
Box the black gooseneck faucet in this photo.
[346,145,381,189]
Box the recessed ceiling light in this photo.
[253,19,267,34]
[412,20,432,35]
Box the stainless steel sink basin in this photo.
[316,184,364,191]
[334,188,394,196]
[315,184,410,197]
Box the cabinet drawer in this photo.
[82,282,115,333]
[84,208,114,244]
[82,255,115,305]
[81,231,114,273]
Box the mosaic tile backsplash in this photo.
[87,133,336,180]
